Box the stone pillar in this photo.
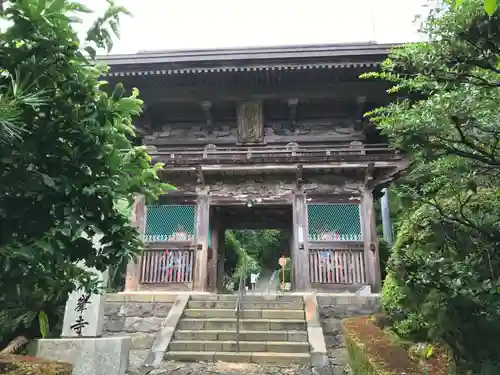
[361,189,381,292]
[292,192,311,292]
[380,187,394,245]
[193,192,210,292]
[124,195,146,292]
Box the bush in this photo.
[384,190,500,369]
[0,355,72,375]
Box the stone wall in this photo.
[317,294,380,318]
[103,294,175,350]
[317,294,380,373]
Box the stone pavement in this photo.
[126,315,349,375]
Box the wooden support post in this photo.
[216,226,226,292]
[208,214,219,293]
[193,192,210,292]
[292,192,311,292]
[361,189,382,292]
[125,195,146,292]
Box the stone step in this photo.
[169,340,310,353]
[164,351,310,364]
[183,308,305,320]
[174,330,308,342]
[187,300,304,310]
[189,294,303,303]
[177,318,306,331]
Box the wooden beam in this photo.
[139,81,385,104]
[160,162,402,173]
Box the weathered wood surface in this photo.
[140,247,195,284]
[236,100,264,144]
[148,143,400,166]
[193,193,210,292]
[292,192,310,292]
[360,189,381,291]
[309,246,366,285]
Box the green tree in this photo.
[452,0,498,15]
[0,0,169,343]
[365,0,500,371]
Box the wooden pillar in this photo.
[193,191,210,292]
[208,214,219,293]
[216,226,226,291]
[361,189,381,292]
[292,192,311,292]
[125,195,146,291]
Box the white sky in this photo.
[81,0,428,54]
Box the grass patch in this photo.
[342,317,450,375]
[0,355,72,375]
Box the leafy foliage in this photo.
[452,0,499,15]
[365,0,500,371]
[383,192,500,368]
[0,0,168,344]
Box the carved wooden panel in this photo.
[236,101,264,144]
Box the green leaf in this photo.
[484,0,497,15]
[39,311,49,338]
[84,46,96,59]
[41,173,56,188]
[454,0,463,8]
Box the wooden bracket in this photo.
[295,164,303,189]
[288,98,299,132]
[365,162,375,189]
[201,101,213,135]
[196,165,205,187]
[355,96,367,130]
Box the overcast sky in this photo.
[81,0,428,54]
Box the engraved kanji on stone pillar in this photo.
[236,100,264,144]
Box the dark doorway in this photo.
[209,204,294,293]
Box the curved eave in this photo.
[102,61,380,77]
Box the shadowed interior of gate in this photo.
[209,204,293,293]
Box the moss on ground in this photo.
[0,355,72,375]
[342,317,425,375]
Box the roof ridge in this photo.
[134,42,382,55]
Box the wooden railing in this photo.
[140,246,195,284]
[309,242,366,284]
[149,143,401,165]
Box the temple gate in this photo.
[104,43,408,293]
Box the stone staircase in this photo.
[165,294,310,364]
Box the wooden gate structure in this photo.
[101,43,409,293]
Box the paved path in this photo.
[251,269,277,293]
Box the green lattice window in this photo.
[307,204,361,241]
[145,205,196,242]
